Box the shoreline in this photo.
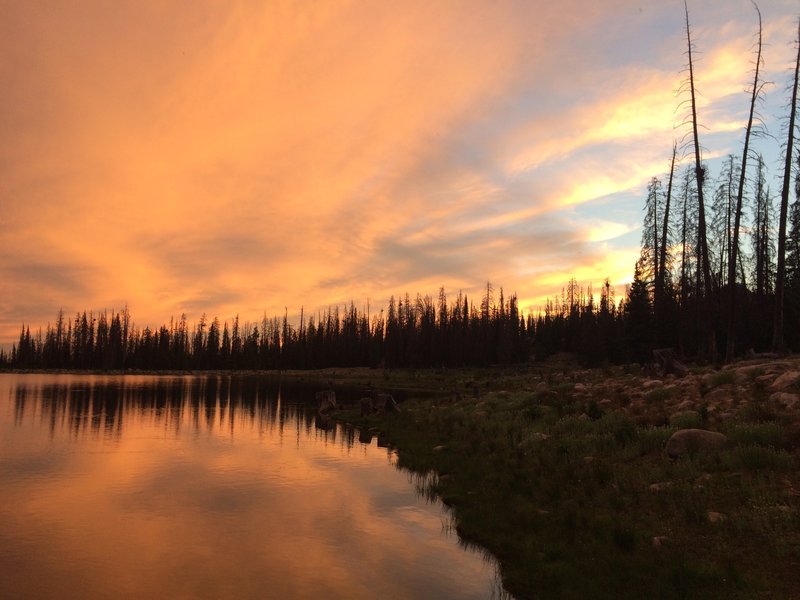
[5,359,800,597]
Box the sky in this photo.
[1,0,798,347]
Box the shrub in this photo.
[669,411,703,429]
[709,370,736,388]
[700,370,736,396]
[598,412,637,446]
[720,444,794,471]
[645,387,676,404]
[638,426,673,454]
[725,422,784,448]
[586,400,603,421]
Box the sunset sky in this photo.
[1,0,798,346]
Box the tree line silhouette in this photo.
[3,4,799,372]
[3,288,529,370]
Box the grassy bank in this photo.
[331,359,800,599]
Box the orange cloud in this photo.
[1,0,797,344]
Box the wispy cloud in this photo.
[1,0,797,344]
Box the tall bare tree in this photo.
[726,2,764,362]
[657,143,677,312]
[683,0,716,360]
[773,16,800,353]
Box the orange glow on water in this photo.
[0,374,501,598]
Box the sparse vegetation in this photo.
[330,357,800,599]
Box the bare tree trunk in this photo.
[684,0,716,361]
[773,16,800,353]
[726,2,763,363]
[655,143,677,344]
[658,143,677,300]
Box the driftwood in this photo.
[653,348,689,377]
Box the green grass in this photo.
[331,364,800,600]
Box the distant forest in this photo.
[4,5,800,372]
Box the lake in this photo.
[0,373,507,599]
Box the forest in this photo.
[3,6,800,374]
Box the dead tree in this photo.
[773,16,800,353]
[683,0,716,361]
[656,142,678,342]
[726,1,765,363]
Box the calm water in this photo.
[0,374,506,599]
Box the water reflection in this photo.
[0,374,509,600]
[10,375,377,445]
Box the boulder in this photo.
[756,374,776,387]
[770,392,800,409]
[771,371,800,391]
[665,428,728,459]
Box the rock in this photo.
[707,511,726,523]
[652,536,669,548]
[765,361,794,374]
[771,371,800,391]
[649,481,673,492]
[703,387,732,405]
[756,375,777,389]
[642,379,663,390]
[770,392,800,409]
[665,429,728,459]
